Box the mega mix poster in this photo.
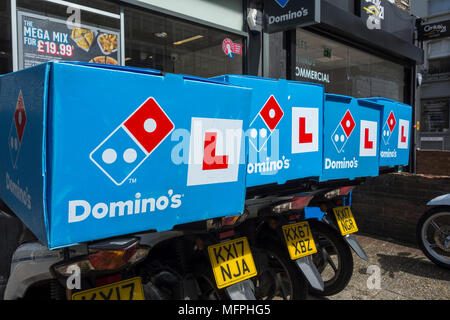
[18,11,121,70]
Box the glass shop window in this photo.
[124,7,244,77]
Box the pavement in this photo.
[310,233,450,300]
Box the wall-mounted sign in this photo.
[222,38,242,59]
[418,20,449,41]
[18,11,120,70]
[361,0,385,30]
[263,0,320,33]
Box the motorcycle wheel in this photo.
[417,206,450,270]
[253,242,308,300]
[308,219,354,296]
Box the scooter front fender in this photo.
[427,194,450,206]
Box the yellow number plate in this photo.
[333,206,359,236]
[207,237,257,289]
[282,221,317,260]
[71,277,144,300]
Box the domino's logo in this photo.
[331,110,355,153]
[382,111,396,145]
[249,95,284,152]
[90,97,174,186]
[8,91,27,169]
[275,0,290,8]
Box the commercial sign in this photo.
[295,67,330,84]
[418,20,450,41]
[264,0,320,33]
[18,11,120,70]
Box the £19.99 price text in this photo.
[37,40,73,57]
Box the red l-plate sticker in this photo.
[401,126,407,143]
[299,117,313,144]
[202,132,229,170]
[364,128,374,149]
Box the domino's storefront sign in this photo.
[0,62,251,248]
[321,95,381,181]
[264,0,320,33]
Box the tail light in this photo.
[339,186,354,196]
[53,237,150,277]
[324,186,354,199]
[222,215,240,227]
[273,195,313,214]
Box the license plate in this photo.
[282,221,317,260]
[333,206,359,236]
[71,277,144,300]
[207,237,257,289]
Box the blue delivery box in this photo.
[211,75,324,188]
[321,94,382,181]
[358,98,412,167]
[0,61,252,249]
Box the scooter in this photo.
[1,206,179,300]
[417,194,450,269]
[1,205,261,300]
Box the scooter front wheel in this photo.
[417,207,450,269]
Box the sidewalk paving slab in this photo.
[309,233,450,300]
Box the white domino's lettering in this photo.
[187,117,243,186]
[359,120,378,157]
[292,107,319,154]
[398,119,409,149]
[68,190,183,223]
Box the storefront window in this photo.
[295,29,405,101]
[0,0,12,74]
[15,0,121,69]
[124,7,244,77]
[421,98,450,133]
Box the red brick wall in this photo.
[416,149,450,176]
[351,173,450,245]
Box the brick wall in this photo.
[351,173,450,245]
[416,149,450,176]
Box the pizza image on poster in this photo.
[18,11,120,70]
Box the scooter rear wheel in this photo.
[253,242,308,300]
[308,219,354,296]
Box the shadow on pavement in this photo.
[359,252,450,281]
